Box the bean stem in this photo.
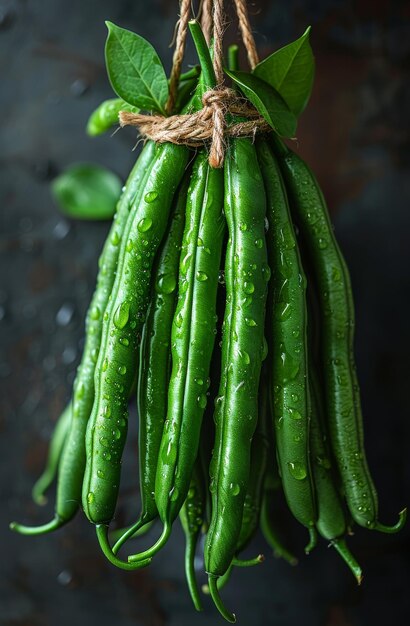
[188,20,216,89]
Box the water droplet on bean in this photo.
[229,483,240,496]
[111,231,121,246]
[138,217,153,232]
[287,461,307,480]
[197,394,207,409]
[144,191,158,203]
[113,301,130,329]
[196,271,208,282]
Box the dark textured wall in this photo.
[1,1,409,625]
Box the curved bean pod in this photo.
[86,67,200,136]
[236,369,270,553]
[10,142,157,536]
[32,404,71,506]
[82,143,189,532]
[86,99,139,137]
[204,137,268,623]
[257,139,317,550]
[179,458,207,611]
[112,171,189,555]
[128,150,225,562]
[274,138,406,533]
[310,363,362,583]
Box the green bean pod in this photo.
[128,150,225,563]
[86,99,139,136]
[260,484,298,566]
[179,457,207,612]
[205,137,268,623]
[236,370,270,553]
[257,140,317,549]
[10,142,157,537]
[309,364,362,582]
[209,373,270,595]
[274,138,406,533]
[83,143,189,533]
[112,171,189,555]
[86,67,200,136]
[32,404,71,506]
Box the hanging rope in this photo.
[166,0,192,114]
[200,0,213,45]
[233,0,259,69]
[207,0,226,167]
[120,89,270,147]
[121,0,265,167]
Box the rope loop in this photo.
[120,0,264,167]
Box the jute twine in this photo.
[120,0,265,168]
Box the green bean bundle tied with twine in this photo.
[11,0,406,621]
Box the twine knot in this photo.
[118,0,264,168]
[201,88,235,167]
[119,85,271,168]
[201,88,234,108]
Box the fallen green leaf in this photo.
[51,164,122,221]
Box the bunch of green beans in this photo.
[11,18,405,625]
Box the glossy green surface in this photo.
[82,142,189,524]
[205,138,268,578]
[277,144,379,530]
[257,140,316,532]
[155,150,225,526]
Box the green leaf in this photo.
[253,27,315,116]
[86,98,139,137]
[105,21,169,114]
[225,69,297,137]
[51,164,122,221]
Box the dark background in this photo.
[1,0,409,625]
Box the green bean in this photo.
[128,150,225,563]
[205,137,268,623]
[110,520,155,545]
[32,404,71,506]
[86,99,139,136]
[10,142,157,537]
[112,171,189,555]
[81,143,189,569]
[260,484,298,566]
[310,363,362,583]
[273,137,406,533]
[86,67,200,136]
[127,20,224,566]
[206,377,270,596]
[179,457,207,611]
[236,368,270,554]
[257,139,317,551]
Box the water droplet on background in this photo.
[56,302,75,326]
